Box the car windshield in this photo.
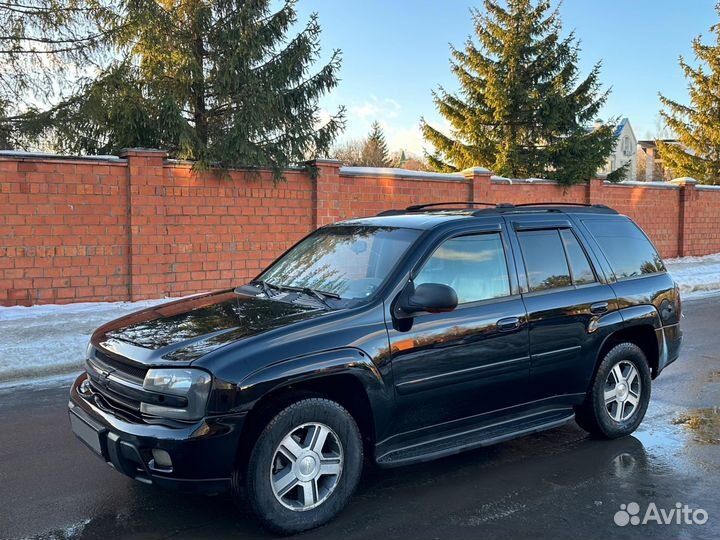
[257,225,421,304]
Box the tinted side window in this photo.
[583,218,665,279]
[517,230,572,292]
[415,233,510,304]
[560,229,597,285]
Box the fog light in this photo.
[151,449,173,469]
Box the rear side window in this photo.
[583,219,665,280]
[560,229,596,285]
[414,233,511,304]
[517,230,572,291]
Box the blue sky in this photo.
[294,0,717,155]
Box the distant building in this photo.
[637,139,679,182]
[596,118,637,180]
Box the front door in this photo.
[386,226,530,435]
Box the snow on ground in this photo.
[0,252,718,388]
[0,298,172,389]
[665,252,720,298]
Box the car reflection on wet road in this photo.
[1,296,718,540]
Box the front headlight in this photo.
[141,368,212,421]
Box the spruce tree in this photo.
[0,0,344,178]
[361,121,390,167]
[658,5,720,185]
[421,0,618,185]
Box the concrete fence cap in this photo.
[306,158,343,166]
[460,166,493,176]
[669,177,698,186]
[119,148,169,158]
[0,150,124,162]
[491,175,512,184]
[340,166,466,181]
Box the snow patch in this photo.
[0,298,173,387]
[665,252,720,297]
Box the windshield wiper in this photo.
[275,285,340,309]
[250,280,282,298]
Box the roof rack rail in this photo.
[511,202,611,209]
[405,201,498,211]
[374,201,617,217]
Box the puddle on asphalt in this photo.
[26,519,91,540]
[672,407,720,444]
[633,406,720,471]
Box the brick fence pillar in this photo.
[587,177,604,204]
[670,177,698,257]
[119,148,168,300]
[462,167,494,203]
[309,158,342,228]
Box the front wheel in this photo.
[243,398,363,534]
[575,342,652,439]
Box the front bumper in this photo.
[68,372,246,494]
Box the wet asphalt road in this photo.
[1,296,719,540]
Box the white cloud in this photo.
[339,95,425,156]
[333,94,456,158]
[384,123,425,156]
[349,95,401,123]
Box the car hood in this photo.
[92,290,326,364]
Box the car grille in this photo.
[92,348,148,382]
[86,346,147,418]
[88,381,144,422]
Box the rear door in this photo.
[505,215,618,400]
[387,222,530,434]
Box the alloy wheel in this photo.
[604,360,642,422]
[270,422,344,511]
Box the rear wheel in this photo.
[575,342,651,438]
[243,398,363,534]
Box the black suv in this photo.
[69,202,682,534]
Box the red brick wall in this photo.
[594,183,681,258]
[124,151,314,299]
[1,151,718,306]
[1,156,130,305]
[482,180,587,205]
[684,186,720,256]
[317,167,470,226]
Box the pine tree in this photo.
[421,0,618,186]
[361,121,390,167]
[0,0,344,178]
[658,5,720,185]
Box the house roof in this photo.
[613,117,629,138]
[638,139,679,149]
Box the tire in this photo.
[575,342,651,439]
[243,398,363,535]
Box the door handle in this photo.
[497,317,520,332]
[590,302,609,314]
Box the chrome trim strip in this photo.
[396,355,530,389]
[531,345,582,360]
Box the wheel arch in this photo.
[233,349,386,477]
[596,322,660,378]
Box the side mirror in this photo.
[397,283,458,316]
